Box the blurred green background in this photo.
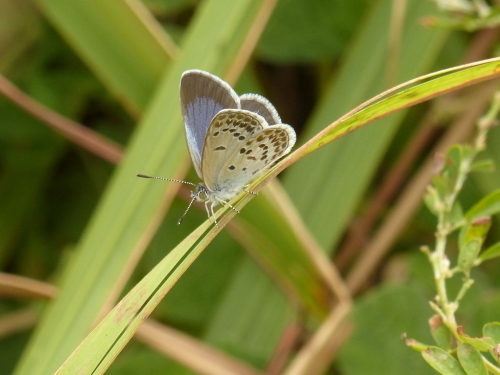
[1,0,499,374]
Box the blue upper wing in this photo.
[180,70,239,178]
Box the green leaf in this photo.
[458,327,496,352]
[458,217,491,273]
[424,186,442,217]
[434,145,464,200]
[469,159,495,173]
[483,322,500,345]
[478,241,500,262]
[483,322,500,364]
[36,0,176,115]
[465,189,500,220]
[457,343,488,375]
[430,315,452,350]
[422,347,467,375]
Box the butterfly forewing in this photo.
[180,70,239,177]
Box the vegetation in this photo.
[1,0,500,374]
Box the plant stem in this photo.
[430,89,500,338]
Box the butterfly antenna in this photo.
[137,174,197,187]
[177,195,197,225]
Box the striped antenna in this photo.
[177,195,197,225]
[136,174,197,187]
[137,174,199,224]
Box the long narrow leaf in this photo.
[56,55,500,375]
[35,0,176,115]
[13,1,270,375]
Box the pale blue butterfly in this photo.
[138,70,296,225]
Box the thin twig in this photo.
[282,302,352,375]
[0,274,263,375]
[0,74,123,164]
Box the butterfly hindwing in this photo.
[201,109,264,192]
[218,126,295,192]
[180,70,239,178]
[240,93,281,125]
[201,109,296,194]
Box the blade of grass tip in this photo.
[250,58,500,205]
[296,57,500,162]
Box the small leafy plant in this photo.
[405,92,500,374]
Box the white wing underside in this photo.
[201,109,296,198]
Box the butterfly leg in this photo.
[203,202,214,223]
[216,198,240,214]
[209,202,219,227]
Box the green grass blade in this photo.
[30,0,340,323]
[35,0,176,115]
[296,58,500,159]
[54,220,212,375]
[229,184,337,318]
[199,57,500,371]
[202,0,449,364]
[13,1,269,375]
[284,0,449,250]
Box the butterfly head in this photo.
[191,183,209,202]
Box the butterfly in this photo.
[138,70,296,225]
